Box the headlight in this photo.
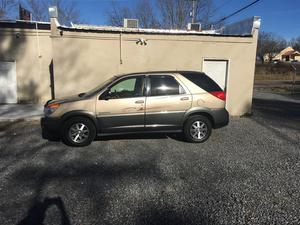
[44,103,60,115]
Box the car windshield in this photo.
[83,76,117,97]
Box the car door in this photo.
[96,75,146,133]
[145,74,192,131]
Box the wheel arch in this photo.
[183,110,215,128]
[61,110,99,130]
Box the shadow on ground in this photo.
[42,126,186,143]
[98,132,186,142]
[17,197,70,225]
[252,97,300,130]
[251,97,300,145]
[12,148,215,225]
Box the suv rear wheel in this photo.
[184,115,212,143]
[62,117,96,147]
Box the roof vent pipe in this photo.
[49,6,60,36]
[49,6,58,18]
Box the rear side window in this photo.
[180,72,222,92]
[150,75,185,96]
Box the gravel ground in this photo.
[0,98,299,225]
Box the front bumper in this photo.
[211,108,229,128]
[41,117,62,133]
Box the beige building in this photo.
[0,17,260,116]
[273,46,300,62]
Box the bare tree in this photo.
[25,0,81,24]
[135,0,160,28]
[0,0,16,19]
[194,0,214,28]
[26,0,48,21]
[107,0,213,29]
[290,37,300,51]
[157,0,213,29]
[156,0,189,29]
[107,0,159,28]
[107,1,132,27]
[257,32,287,63]
[52,0,80,25]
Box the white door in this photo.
[202,59,228,90]
[0,61,17,103]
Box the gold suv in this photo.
[41,71,229,146]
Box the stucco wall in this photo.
[52,28,258,116]
[0,27,52,103]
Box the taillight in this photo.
[210,91,226,101]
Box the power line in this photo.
[211,0,234,15]
[213,0,262,25]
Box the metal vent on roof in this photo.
[187,23,201,31]
[124,19,139,28]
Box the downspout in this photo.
[49,6,59,99]
[35,22,41,58]
[36,22,42,102]
[119,32,123,65]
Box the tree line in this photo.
[257,32,300,63]
[107,0,214,29]
[0,0,80,25]
[0,0,215,28]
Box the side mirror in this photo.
[99,89,111,100]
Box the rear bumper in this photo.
[211,108,229,128]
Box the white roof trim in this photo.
[64,23,219,35]
[16,20,50,25]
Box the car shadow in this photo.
[97,132,186,142]
[41,125,187,143]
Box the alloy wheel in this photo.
[68,123,90,143]
[190,121,208,140]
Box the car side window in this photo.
[107,76,144,99]
[149,75,185,96]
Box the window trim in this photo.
[148,74,186,97]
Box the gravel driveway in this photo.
[0,97,299,225]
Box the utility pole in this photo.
[191,0,196,23]
[291,63,297,94]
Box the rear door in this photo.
[145,74,191,131]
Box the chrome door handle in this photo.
[180,97,189,101]
[135,100,144,104]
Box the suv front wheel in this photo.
[184,115,212,143]
[62,117,96,147]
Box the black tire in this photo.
[183,115,212,143]
[62,117,96,147]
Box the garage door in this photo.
[0,61,17,103]
[202,59,228,90]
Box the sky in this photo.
[15,0,299,41]
[72,0,300,40]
